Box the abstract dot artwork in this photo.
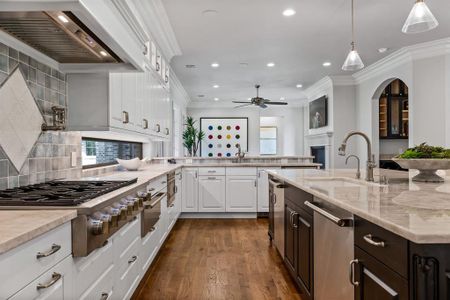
[200,118,247,158]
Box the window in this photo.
[82,138,143,168]
[260,126,277,155]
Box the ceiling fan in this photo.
[232,84,288,109]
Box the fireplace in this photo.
[311,146,326,169]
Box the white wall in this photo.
[187,106,304,156]
[379,139,408,156]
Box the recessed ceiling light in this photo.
[211,62,220,68]
[58,15,69,23]
[214,97,219,101]
[267,62,275,67]
[296,84,303,88]
[99,51,108,57]
[378,47,388,53]
[322,62,332,67]
[280,97,285,101]
[282,9,296,17]
[213,84,219,88]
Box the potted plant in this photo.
[182,117,205,157]
[393,143,450,182]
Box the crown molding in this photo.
[353,37,450,84]
[303,76,333,100]
[329,75,355,86]
[110,0,149,46]
[134,0,182,61]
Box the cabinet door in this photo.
[121,73,136,130]
[354,247,408,300]
[257,169,269,212]
[198,176,226,212]
[226,176,257,212]
[174,171,182,217]
[109,73,123,128]
[9,256,72,300]
[135,72,145,133]
[295,208,313,297]
[284,204,296,275]
[182,168,198,212]
[268,184,274,240]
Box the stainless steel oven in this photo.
[141,186,166,237]
[166,171,175,208]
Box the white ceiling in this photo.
[162,0,450,106]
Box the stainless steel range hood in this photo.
[0,11,121,64]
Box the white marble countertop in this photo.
[267,168,450,244]
[0,210,77,255]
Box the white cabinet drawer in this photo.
[9,255,73,300]
[78,264,114,300]
[113,214,140,263]
[226,167,257,176]
[140,222,161,276]
[0,222,71,299]
[73,239,113,299]
[198,167,225,176]
[114,235,141,300]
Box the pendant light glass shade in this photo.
[402,0,438,34]
[342,45,364,71]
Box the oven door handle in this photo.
[304,201,353,227]
[145,193,166,208]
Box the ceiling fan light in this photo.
[342,49,364,71]
[402,0,438,34]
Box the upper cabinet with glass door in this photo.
[379,79,409,139]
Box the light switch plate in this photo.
[71,152,77,167]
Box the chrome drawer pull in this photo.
[100,292,110,300]
[36,244,61,259]
[363,234,386,247]
[36,272,62,290]
[128,255,138,264]
[349,259,360,286]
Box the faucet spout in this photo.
[339,131,376,182]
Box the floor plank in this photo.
[136,218,302,300]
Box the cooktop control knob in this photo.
[126,196,140,211]
[112,202,128,221]
[120,199,134,215]
[88,217,106,235]
[102,207,120,227]
[136,191,148,207]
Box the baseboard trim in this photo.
[179,212,257,219]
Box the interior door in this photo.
[198,176,225,212]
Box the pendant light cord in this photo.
[351,0,355,50]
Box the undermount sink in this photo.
[304,177,384,188]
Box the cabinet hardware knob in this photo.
[36,272,62,290]
[349,259,360,286]
[36,244,61,259]
[363,234,386,247]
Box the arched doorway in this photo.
[372,78,409,170]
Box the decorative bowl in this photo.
[116,157,143,171]
[392,158,450,182]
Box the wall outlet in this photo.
[71,152,77,167]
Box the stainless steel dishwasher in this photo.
[304,197,354,300]
[269,178,285,257]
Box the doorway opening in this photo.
[375,79,409,170]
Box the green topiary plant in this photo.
[182,117,205,157]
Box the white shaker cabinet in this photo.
[226,176,258,212]
[198,175,226,212]
[182,168,199,212]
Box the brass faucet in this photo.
[338,131,376,182]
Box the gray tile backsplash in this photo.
[0,42,82,189]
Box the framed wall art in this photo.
[309,95,328,129]
[200,117,248,158]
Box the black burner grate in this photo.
[0,179,138,206]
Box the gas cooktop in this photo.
[0,179,138,206]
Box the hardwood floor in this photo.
[135,218,302,300]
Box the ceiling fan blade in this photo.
[234,103,253,108]
[265,102,288,105]
[259,103,268,108]
[232,101,252,104]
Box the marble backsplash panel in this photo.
[0,41,82,190]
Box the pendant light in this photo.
[402,0,438,34]
[342,0,364,71]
